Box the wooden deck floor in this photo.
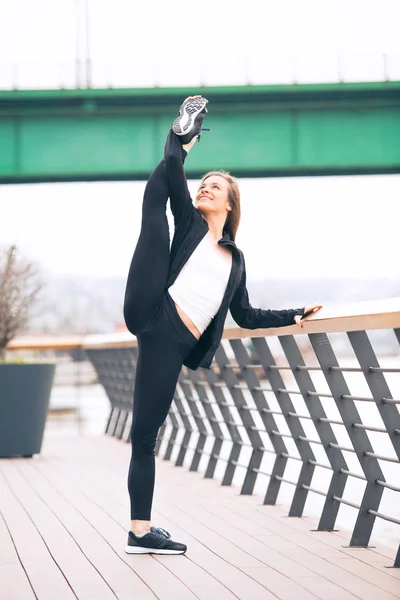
[1,435,399,600]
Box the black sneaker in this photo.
[172,97,209,144]
[125,526,187,555]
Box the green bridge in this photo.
[1,81,399,184]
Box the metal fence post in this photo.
[212,345,247,486]
[87,347,136,439]
[280,335,349,530]
[309,332,385,547]
[348,331,400,460]
[229,338,289,502]
[394,545,400,568]
[201,365,240,479]
[253,337,316,517]
[180,369,213,473]
[155,422,167,456]
[173,381,195,467]
[221,339,271,496]
[163,401,181,461]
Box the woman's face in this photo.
[195,175,231,216]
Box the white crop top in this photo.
[168,232,232,335]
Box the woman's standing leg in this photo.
[125,296,197,555]
[128,310,194,521]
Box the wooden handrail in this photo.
[7,335,85,351]
[6,297,400,351]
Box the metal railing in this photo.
[8,298,400,567]
[82,298,400,567]
[1,52,400,90]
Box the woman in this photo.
[123,96,322,555]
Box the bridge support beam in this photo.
[0,81,400,183]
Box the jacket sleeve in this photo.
[163,129,195,225]
[229,267,305,330]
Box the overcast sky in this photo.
[1,0,400,87]
[0,0,399,283]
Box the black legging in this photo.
[124,133,198,521]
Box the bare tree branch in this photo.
[0,245,43,361]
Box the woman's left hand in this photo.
[294,304,323,328]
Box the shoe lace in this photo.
[197,127,211,143]
[154,527,171,539]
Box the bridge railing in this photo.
[1,52,400,90]
[82,298,400,567]
[7,298,400,566]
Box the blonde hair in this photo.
[200,171,241,241]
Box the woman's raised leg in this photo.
[123,161,171,334]
[124,96,209,334]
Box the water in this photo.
[46,383,110,438]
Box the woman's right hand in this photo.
[294,304,323,327]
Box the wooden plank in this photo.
[152,464,368,577]
[156,466,277,537]
[194,485,400,593]
[0,505,36,600]
[336,549,400,579]
[157,495,317,578]
[36,435,400,600]
[59,463,272,600]
[154,555,239,600]
[242,568,347,600]
[0,564,36,600]
[193,483,395,563]
[36,454,237,600]
[16,459,157,600]
[56,437,307,585]
[0,472,76,600]
[284,550,399,600]
[68,444,322,599]
[336,546,400,576]
[152,485,399,600]
[158,468,349,560]
[0,513,20,565]
[45,448,274,600]
[95,438,394,590]
[146,459,356,552]
[0,460,117,600]
[166,468,352,549]
[328,558,400,598]
[67,437,400,593]
[291,576,360,600]
[186,476,399,599]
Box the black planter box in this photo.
[0,363,56,458]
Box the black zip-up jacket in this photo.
[164,131,304,371]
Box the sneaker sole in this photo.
[124,545,186,555]
[172,98,207,138]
